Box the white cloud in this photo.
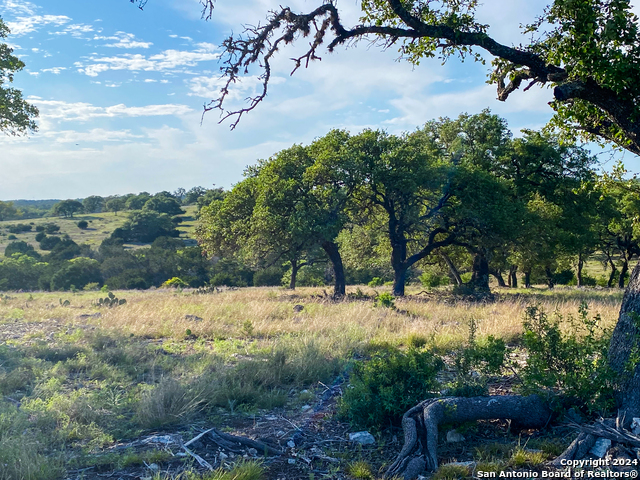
[95,32,153,49]
[41,67,66,74]
[31,99,193,122]
[6,15,71,36]
[53,23,94,37]
[44,128,144,144]
[1,0,37,16]
[76,44,220,76]
[144,79,157,83]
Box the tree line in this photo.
[197,111,640,296]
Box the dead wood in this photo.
[386,395,552,480]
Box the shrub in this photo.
[6,234,16,240]
[338,346,443,429]
[136,379,202,428]
[35,225,45,232]
[44,223,60,234]
[5,241,40,259]
[253,266,283,286]
[368,277,384,287]
[519,303,615,416]
[77,220,88,229]
[419,271,449,289]
[7,223,32,234]
[35,232,46,242]
[39,235,61,251]
[162,277,188,288]
[374,292,395,309]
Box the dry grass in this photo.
[0,286,622,353]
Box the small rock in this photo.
[293,305,304,312]
[631,418,640,436]
[147,463,159,472]
[349,431,375,445]
[184,314,203,322]
[219,452,228,460]
[265,415,278,421]
[446,430,466,443]
[590,438,612,458]
[287,440,296,448]
[446,461,476,468]
[248,448,257,456]
[288,458,296,464]
[301,404,312,412]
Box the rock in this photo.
[147,463,159,472]
[265,415,278,421]
[287,440,296,448]
[219,452,229,460]
[349,431,375,445]
[293,305,304,312]
[184,314,203,322]
[301,404,312,412]
[445,461,476,468]
[288,458,296,464]
[446,430,466,443]
[590,438,612,458]
[631,417,640,436]
[247,448,258,456]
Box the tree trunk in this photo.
[524,269,531,288]
[545,266,555,289]
[577,254,584,287]
[322,241,345,297]
[393,265,408,296]
[508,265,518,288]
[289,259,299,290]
[470,252,489,290]
[489,268,506,287]
[440,253,462,286]
[606,253,618,288]
[619,258,629,288]
[386,395,552,479]
[608,260,640,428]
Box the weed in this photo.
[374,292,395,309]
[431,464,471,480]
[347,460,373,479]
[508,447,546,467]
[136,379,203,428]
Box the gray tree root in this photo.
[386,395,552,480]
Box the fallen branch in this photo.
[210,428,283,456]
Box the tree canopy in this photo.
[140,0,640,155]
[0,18,38,136]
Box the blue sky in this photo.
[0,0,632,200]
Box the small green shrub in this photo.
[83,282,100,291]
[136,379,203,428]
[339,346,443,429]
[519,303,615,416]
[77,220,89,229]
[347,460,373,479]
[374,292,395,309]
[431,464,471,480]
[6,235,16,240]
[368,277,384,287]
[419,271,449,289]
[162,277,189,288]
[35,232,46,242]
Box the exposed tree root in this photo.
[386,395,552,480]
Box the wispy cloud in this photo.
[53,23,95,38]
[94,32,153,49]
[41,67,66,74]
[44,128,145,144]
[76,44,220,77]
[30,98,193,122]
[1,0,37,16]
[6,15,71,36]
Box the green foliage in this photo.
[368,277,384,287]
[5,241,40,259]
[52,199,83,218]
[162,277,189,288]
[338,346,443,429]
[7,223,32,234]
[38,235,61,251]
[0,18,39,136]
[94,292,127,308]
[346,461,373,479]
[253,266,283,286]
[34,231,45,242]
[519,303,615,415]
[77,220,89,229]
[419,271,449,289]
[374,292,395,309]
[44,223,60,234]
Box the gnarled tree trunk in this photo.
[489,267,506,287]
[508,265,518,288]
[609,261,640,427]
[386,395,552,479]
[470,252,489,290]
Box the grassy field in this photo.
[0,205,199,255]
[0,285,624,480]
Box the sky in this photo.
[0,0,634,200]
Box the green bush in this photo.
[519,303,615,416]
[35,232,46,242]
[44,223,60,234]
[419,271,449,289]
[253,267,283,286]
[368,277,384,287]
[338,346,443,429]
[162,277,188,288]
[77,220,88,229]
[374,292,395,309]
